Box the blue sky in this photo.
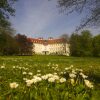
[10,0,100,38]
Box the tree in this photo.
[93,34,100,57]
[57,0,100,30]
[70,30,93,56]
[80,30,93,56]
[70,33,81,56]
[15,34,33,55]
[60,34,69,43]
[0,29,19,55]
[0,0,17,28]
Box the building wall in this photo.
[32,42,70,56]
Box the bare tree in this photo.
[56,0,100,30]
[60,34,69,42]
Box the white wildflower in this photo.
[26,79,34,87]
[84,79,93,88]
[72,69,77,74]
[28,72,33,75]
[25,68,28,70]
[55,64,58,67]
[19,67,22,69]
[70,79,75,85]
[37,70,41,73]
[65,67,70,70]
[23,78,27,81]
[59,78,66,83]
[63,72,66,74]
[54,72,57,75]
[69,73,76,78]
[1,65,5,69]
[53,75,59,80]
[80,73,88,79]
[23,72,27,75]
[34,76,42,82]
[70,65,73,68]
[36,74,41,76]
[13,66,16,68]
[10,82,19,89]
[41,75,48,80]
[46,74,53,78]
[48,77,55,82]
[60,72,64,74]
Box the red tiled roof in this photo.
[27,38,65,44]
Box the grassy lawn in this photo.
[0,55,100,99]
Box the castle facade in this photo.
[28,37,70,56]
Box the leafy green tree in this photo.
[70,33,81,56]
[0,30,19,55]
[70,30,93,56]
[93,34,100,57]
[80,30,93,56]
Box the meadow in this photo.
[0,55,100,100]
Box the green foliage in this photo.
[0,29,19,55]
[15,34,33,55]
[0,0,17,28]
[80,30,93,56]
[70,30,95,57]
[0,0,18,55]
[70,33,81,56]
[93,34,100,57]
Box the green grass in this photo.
[0,55,100,76]
[0,55,100,100]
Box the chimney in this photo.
[48,37,53,40]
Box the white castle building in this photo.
[28,37,70,56]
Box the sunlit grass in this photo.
[0,55,100,100]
